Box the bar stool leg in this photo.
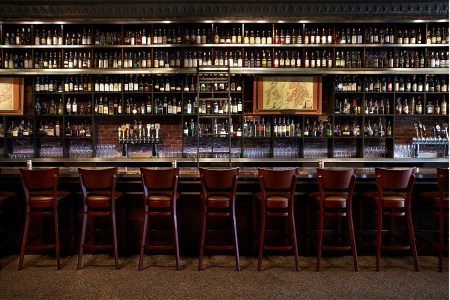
[290,204,299,272]
[70,202,75,254]
[376,206,382,272]
[18,212,30,271]
[198,203,206,271]
[347,207,359,272]
[231,204,240,271]
[77,210,87,270]
[173,210,180,271]
[138,213,149,271]
[406,206,419,272]
[438,207,444,272]
[316,211,324,272]
[257,206,266,271]
[111,208,119,270]
[252,200,258,254]
[305,201,311,256]
[54,209,61,270]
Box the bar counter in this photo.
[0,165,442,179]
[0,165,444,256]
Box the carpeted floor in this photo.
[0,255,448,299]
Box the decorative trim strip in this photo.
[0,1,447,20]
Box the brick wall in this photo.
[395,116,448,144]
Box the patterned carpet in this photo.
[0,255,448,299]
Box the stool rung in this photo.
[263,245,293,251]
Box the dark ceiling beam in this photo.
[0,1,447,21]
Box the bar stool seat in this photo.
[255,192,291,208]
[363,191,407,208]
[309,192,349,208]
[85,191,124,207]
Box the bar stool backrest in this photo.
[78,167,118,190]
[20,167,59,191]
[375,168,415,190]
[199,168,239,191]
[258,168,298,192]
[317,168,356,191]
[140,167,179,191]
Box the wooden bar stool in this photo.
[139,167,181,270]
[418,168,449,272]
[77,167,124,270]
[362,168,419,272]
[0,168,18,258]
[308,168,358,272]
[18,167,71,270]
[255,168,299,271]
[198,167,240,271]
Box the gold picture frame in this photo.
[254,75,322,114]
[0,77,24,115]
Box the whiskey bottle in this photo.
[395,98,402,114]
[441,96,447,115]
[426,101,434,114]
[415,97,423,114]
[65,122,72,136]
[66,98,71,115]
[386,120,392,137]
[72,98,78,115]
[434,99,441,115]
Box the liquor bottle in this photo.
[434,99,441,115]
[395,97,402,114]
[402,98,409,114]
[57,98,63,115]
[65,122,72,136]
[66,98,71,115]
[409,97,415,115]
[386,120,392,137]
[416,97,423,114]
[35,97,41,115]
[441,96,447,115]
[183,122,189,136]
[426,101,434,114]
[72,98,78,115]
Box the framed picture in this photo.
[253,75,322,114]
[0,77,24,115]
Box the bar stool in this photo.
[0,168,17,257]
[254,168,299,271]
[307,168,358,272]
[418,168,449,272]
[198,167,240,271]
[77,167,124,270]
[18,167,71,270]
[362,168,418,272]
[139,167,180,270]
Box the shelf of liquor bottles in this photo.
[0,19,448,163]
[1,20,449,73]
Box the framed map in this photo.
[253,76,322,114]
[0,77,24,115]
